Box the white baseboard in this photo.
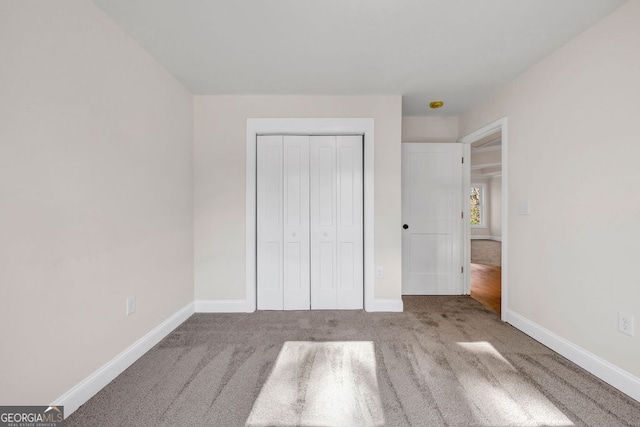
[195,299,403,313]
[471,235,501,241]
[368,298,404,312]
[53,302,195,418]
[506,309,640,403]
[471,235,490,240]
[195,299,251,313]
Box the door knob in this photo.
[403,224,409,229]
[323,232,328,237]
[292,232,297,237]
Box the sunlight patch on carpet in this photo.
[246,341,384,427]
[456,341,574,426]
[457,341,516,369]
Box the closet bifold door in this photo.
[257,135,310,310]
[283,135,310,310]
[310,135,363,309]
[257,135,283,310]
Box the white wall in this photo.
[194,96,402,302]
[489,176,502,239]
[0,0,194,405]
[402,116,459,142]
[460,0,640,378]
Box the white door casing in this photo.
[458,117,508,320]
[401,143,464,295]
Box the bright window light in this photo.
[470,184,486,227]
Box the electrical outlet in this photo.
[126,296,136,316]
[376,267,384,279]
[618,312,634,336]
[518,200,530,215]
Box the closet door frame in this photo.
[246,118,374,312]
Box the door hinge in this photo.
[461,211,464,219]
[462,157,464,164]
[461,266,464,273]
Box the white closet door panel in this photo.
[310,136,337,309]
[336,136,363,309]
[257,136,284,310]
[310,136,363,309]
[258,134,363,311]
[283,136,310,310]
[318,241,335,290]
[318,146,336,226]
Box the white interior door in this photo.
[402,143,464,295]
[257,135,363,310]
[310,136,363,309]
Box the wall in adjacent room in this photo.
[489,176,502,239]
[0,0,194,405]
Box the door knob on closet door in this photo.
[403,224,409,229]
[292,232,296,237]
[323,232,328,237]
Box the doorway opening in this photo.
[459,118,508,320]
[469,132,502,313]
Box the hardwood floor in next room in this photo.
[470,239,502,314]
[471,263,501,314]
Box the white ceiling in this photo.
[91,0,627,116]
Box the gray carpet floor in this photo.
[471,239,501,266]
[67,297,640,426]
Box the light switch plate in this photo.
[126,296,136,316]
